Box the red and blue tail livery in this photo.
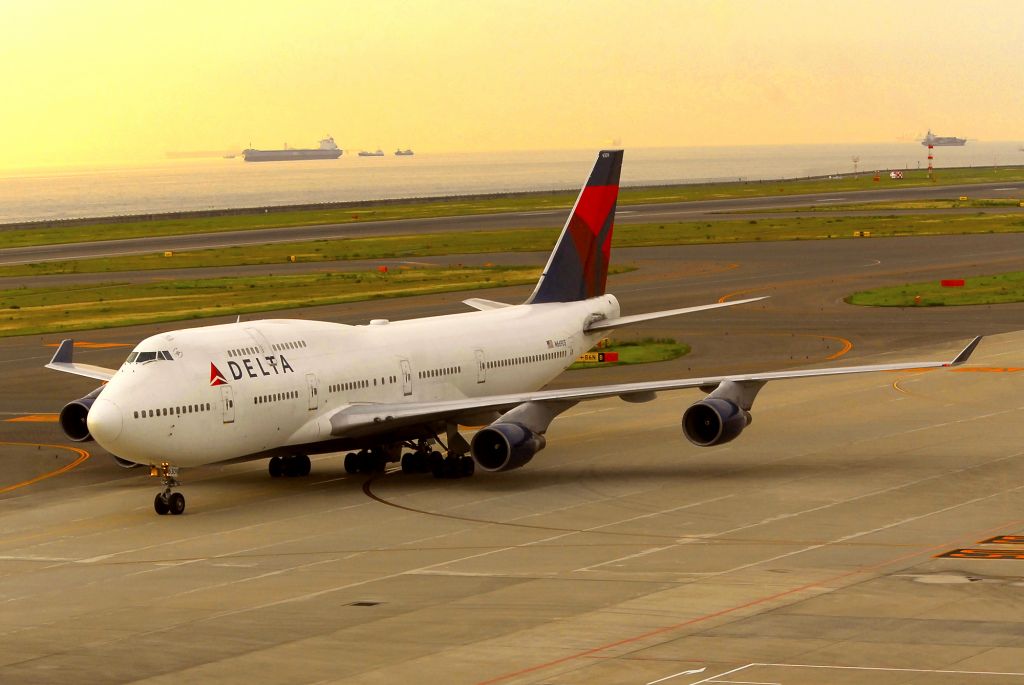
[526,149,623,304]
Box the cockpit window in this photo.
[129,350,173,364]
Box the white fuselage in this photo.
[87,296,620,467]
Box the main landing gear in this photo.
[343,448,389,474]
[152,462,185,516]
[362,438,473,475]
[268,454,311,478]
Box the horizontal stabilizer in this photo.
[585,296,768,332]
[463,298,512,311]
[45,339,117,381]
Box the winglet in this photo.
[50,339,74,364]
[948,336,982,366]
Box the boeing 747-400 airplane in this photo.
[47,151,981,514]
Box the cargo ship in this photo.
[920,130,966,146]
[242,136,342,162]
[394,148,414,156]
[358,149,385,157]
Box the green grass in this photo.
[5,165,1024,249]
[0,266,543,337]
[9,212,1024,279]
[569,337,690,369]
[747,198,1024,212]
[846,271,1024,306]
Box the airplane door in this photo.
[220,385,235,424]
[306,373,319,410]
[475,349,486,383]
[400,359,412,396]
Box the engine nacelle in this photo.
[58,387,104,442]
[471,422,547,472]
[682,398,751,447]
[112,456,143,469]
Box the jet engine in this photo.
[470,422,547,472]
[58,386,104,442]
[682,398,751,447]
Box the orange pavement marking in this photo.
[0,442,91,495]
[950,367,1023,373]
[822,335,853,361]
[44,342,131,349]
[5,414,59,423]
[475,513,1024,685]
[717,287,769,303]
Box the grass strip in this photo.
[4,166,1024,249]
[8,212,1024,279]
[570,337,690,369]
[744,198,1024,213]
[846,271,1024,306]
[0,266,543,337]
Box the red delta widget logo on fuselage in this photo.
[209,355,295,386]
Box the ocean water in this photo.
[1,142,1020,225]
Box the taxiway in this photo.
[1,227,1023,684]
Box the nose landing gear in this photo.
[151,462,185,515]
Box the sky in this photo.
[1,0,1021,169]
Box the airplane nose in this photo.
[87,398,123,445]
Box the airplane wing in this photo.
[328,336,981,438]
[45,339,118,381]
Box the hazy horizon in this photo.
[3,0,1021,170]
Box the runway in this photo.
[3,180,1023,267]
[2,230,1024,682]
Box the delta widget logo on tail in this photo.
[210,363,228,386]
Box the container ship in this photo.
[920,130,966,146]
[243,136,342,162]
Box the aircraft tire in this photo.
[400,453,417,473]
[431,460,446,479]
[344,453,359,474]
[168,492,186,516]
[269,456,284,478]
[154,494,170,515]
[296,455,311,477]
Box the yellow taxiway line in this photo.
[0,442,91,495]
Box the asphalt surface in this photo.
[1,193,1024,683]
[2,180,1023,266]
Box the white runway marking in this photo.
[695,663,1024,682]
[579,445,1024,577]
[646,666,706,684]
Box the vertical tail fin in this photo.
[525,150,623,304]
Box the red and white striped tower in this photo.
[927,143,934,180]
